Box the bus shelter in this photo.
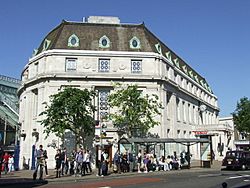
[118,137,211,169]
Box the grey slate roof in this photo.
[34,20,213,94]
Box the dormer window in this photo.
[130,37,141,49]
[155,43,162,54]
[43,39,51,51]
[68,34,79,47]
[99,35,110,48]
[32,49,38,57]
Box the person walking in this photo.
[69,149,76,175]
[61,148,67,176]
[8,155,14,174]
[85,150,92,173]
[2,152,10,174]
[55,149,62,178]
[43,149,49,176]
[75,149,83,177]
[81,149,87,176]
[33,145,45,180]
[136,150,142,173]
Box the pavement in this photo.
[0,160,222,186]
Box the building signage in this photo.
[193,131,208,135]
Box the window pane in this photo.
[66,59,77,71]
[131,60,142,73]
[99,59,110,72]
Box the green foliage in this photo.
[108,83,163,138]
[39,87,96,146]
[232,97,250,136]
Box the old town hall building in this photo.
[18,16,232,169]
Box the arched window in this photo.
[68,34,79,47]
[99,35,110,48]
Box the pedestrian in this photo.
[121,152,128,172]
[61,147,67,176]
[85,150,92,173]
[8,154,14,174]
[2,152,10,174]
[0,147,4,178]
[113,150,121,173]
[55,149,62,178]
[127,150,134,172]
[101,150,109,176]
[166,155,173,170]
[81,149,87,176]
[136,149,142,173]
[69,149,76,175]
[33,145,46,180]
[143,154,149,173]
[43,149,49,176]
[75,149,83,177]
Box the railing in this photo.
[0,75,21,84]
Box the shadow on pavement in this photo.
[0,178,48,188]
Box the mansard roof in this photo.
[33,20,213,94]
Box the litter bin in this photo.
[202,160,211,168]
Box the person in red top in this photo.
[0,147,4,177]
[3,152,10,174]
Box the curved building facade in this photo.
[18,16,222,169]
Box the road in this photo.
[4,169,250,188]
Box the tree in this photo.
[39,87,96,148]
[232,97,250,138]
[108,83,163,138]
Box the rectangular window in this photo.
[99,59,110,72]
[34,62,39,75]
[98,89,110,120]
[193,106,196,124]
[32,89,38,117]
[131,60,142,73]
[176,97,180,121]
[166,92,172,118]
[183,101,186,122]
[66,58,77,71]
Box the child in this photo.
[8,155,14,174]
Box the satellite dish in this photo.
[200,104,207,112]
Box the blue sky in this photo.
[0,0,249,117]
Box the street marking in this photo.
[226,175,250,180]
[99,187,111,188]
[198,173,222,177]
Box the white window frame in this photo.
[131,60,142,73]
[65,58,77,72]
[98,59,110,72]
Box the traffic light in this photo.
[101,130,107,138]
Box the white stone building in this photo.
[18,16,220,169]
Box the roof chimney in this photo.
[86,16,120,24]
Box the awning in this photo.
[118,137,210,145]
